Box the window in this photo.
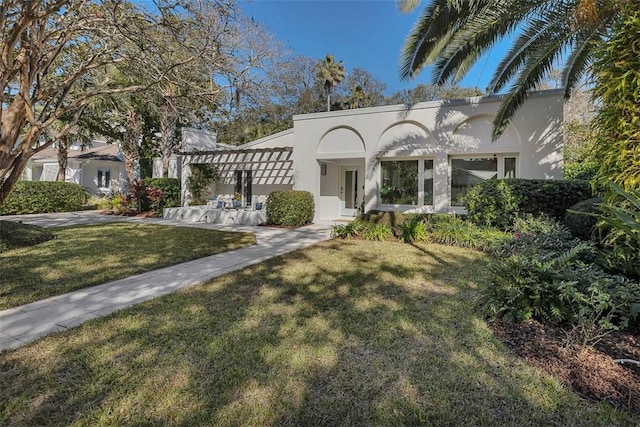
[451,158,498,206]
[41,164,59,181]
[97,169,111,188]
[381,160,418,205]
[423,159,434,206]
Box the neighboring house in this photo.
[179,89,564,222]
[23,141,126,195]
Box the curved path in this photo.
[0,212,332,351]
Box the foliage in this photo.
[317,54,346,112]
[0,181,89,215]
[0,221,54,252]
[188,164,219,205]
[386,83,483,104]
[564,197,603,240]
[330,220,362,239]
[360,222,394,241]
[463,179,593,229]
[0,0,242,205]
[142,178,181,208]
[357,210,406,229]
[596,183,640,279]
[428,215,508,251]
[266,190,315,227]
[591,5,640,189]
[483,215,640,344]
[399,0,619,139]
[398,216,429,243]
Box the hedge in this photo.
[266,190,314,227]
[463,179,593,229]
[142,177,181,208]
[0,181,90,215]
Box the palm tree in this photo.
[399,0,620,139]
[317,55,346,112]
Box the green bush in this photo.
[398,216,429,243]
[143,178,181,209]
[428,215,509,251]
[331,220,362,239]
[360,222,393,241]
[564,197,603,240]
[0,181,90,215]
[564,161,599,181]
[0,220,55,251]
[266,190,315,227]
[595,183,640,279]
[463,179,593,229]
[357,210,406,229]
[483,215,640,343]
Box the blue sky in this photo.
[240,0,504,95]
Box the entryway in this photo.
[340,166,364,217]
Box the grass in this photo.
[1,240,636,425]
[0,220,54,251]
[0,222,255,309]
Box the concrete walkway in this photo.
[0,212,333,352]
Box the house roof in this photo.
[31,142,122,163]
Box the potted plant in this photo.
[232,192,243,208]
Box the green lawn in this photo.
[0,240,635,425]
[0,222,255,309]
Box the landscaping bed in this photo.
[490,320,640,415]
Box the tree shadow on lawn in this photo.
[0,222,254,309]
[0,240,635,425]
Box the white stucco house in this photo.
[176,89,564,223]
[22,141,126,195]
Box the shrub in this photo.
[188,164,219,205]
[463,179,593,229]
[564,197,603,240]
[266,190,314,227]
[483,215,640,344]
[360,222,393,241]
[428,215,509,251]
[143,178,180,208]
[0,181,89,215]
[0,220,54,251]
[595,183,640,279]
[398,216,429,243]
[331,220,362,239]
[357,210,406,229]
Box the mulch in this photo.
[489,319,640,415]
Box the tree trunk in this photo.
[162,156,170,178]
[56,136,68,182]
[122,109,142,183]
[0,149,31,206]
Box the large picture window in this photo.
[451,158,497,206]
[381,160,418,205]
[380,159,434,207]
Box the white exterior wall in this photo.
[180,90,563,222]
[291,90,563,221]
[81,161,126,194]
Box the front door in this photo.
[340,166,363,216]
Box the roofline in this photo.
[177,146,292,156]
[293,89,565,122]
[234,128,294,150]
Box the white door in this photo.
[340,166,363,216]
